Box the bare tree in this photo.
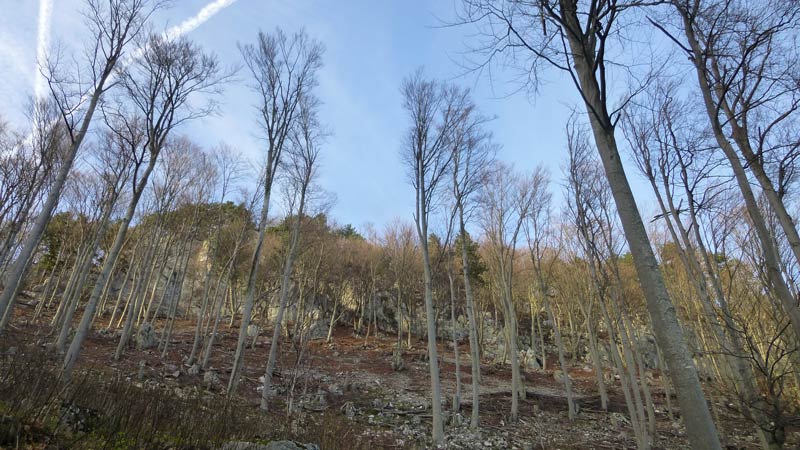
[62,33,226,378]
[228,28,324,396]
[458,2,722,446]
[260,93,325,411]
[401,70,469,443]
[53,130,134,353]
[0,0,161,331]
[0,103,67,282]
[660,0,800,343]
[479,162,543,421]
[187,145,244,364]
[450,92,494,428]
[623,81,792,449]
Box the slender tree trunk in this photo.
[228,185,274,396]
[0,85,107,333]
[62,159,157,378]
[559,4,722,446]
[545,298,576,420]
[260,193,305,411]
[458,207,481,428]
[448,268,462,412]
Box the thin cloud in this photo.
[34,0,53,102]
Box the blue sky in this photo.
[1,0,655,232]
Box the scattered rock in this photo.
[137,360,146,380]
[59,402,99,434]
[204,370,220,387]
[135,322,157,350]
[391,348,406,372]
[326,383,343,396]
[306,320,328,340]
[520,348,541,370]
[313,388,327,406]
[221,441,319,450]
[246,325,260,338]
[341,401,357,418]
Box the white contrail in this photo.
[123,0,238,64]
[34,0,53,102]
[165,0,238,41]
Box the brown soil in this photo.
[2,302,779,449]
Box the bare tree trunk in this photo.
[545,299,576,420]
[458,211,481,429]
[448,268,462,412]
[261,198,305,410]
[0,0,154,331]
[559,7,721,444]
[62,159,157,378]
[585,307,608,411]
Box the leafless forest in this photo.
[1,1,799,449]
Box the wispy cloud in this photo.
[34,0,53,102]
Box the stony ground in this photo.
[2,302,779,449]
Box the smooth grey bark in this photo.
[674,8,800,345]
[62,158,156,377]
[403,72,469,444]
[228,29,322,396]
[544,299,576,420]
[62,31,222,378]
[457,1,721,445]
[585,312,608,411]
[227,175,276,396]
[625,101,784,449]
[259,203,303,410]
[458,209,482,429]
[0,0,155,332]
[447,268,462,412]
[114,226,162,359]
[55,187,121,353]
[555,4,722,446]
[418,217,444,441]
[260,98,321,409]
[500,271,522,420]
[161,234,196,358]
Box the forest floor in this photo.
[0,301,781,449]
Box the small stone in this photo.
[341,401,357,418]
[203,370,219,386]
[391,348,406,371]
[137,360,146,381]
[135,322,157,349]
[246,324,260,338]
